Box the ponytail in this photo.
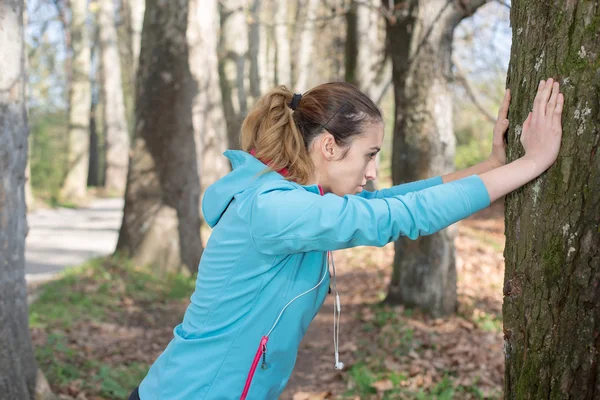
[241,86,314,184]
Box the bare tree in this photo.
[385,0,489,316]
[60,0,92,201]
[188,0,229,189]
[293,0,319,91]
[218,0,250,150]
[98,0,129,193]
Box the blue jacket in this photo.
[138,150,490,399]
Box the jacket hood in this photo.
[201,150,282,227]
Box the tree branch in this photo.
[452,58,496,123]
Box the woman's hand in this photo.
[521,78,564,172]
[488,89,511,168]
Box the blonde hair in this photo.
[240,83,382,185]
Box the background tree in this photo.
[293,0,319,91]
[502,1,600,397]
[97,0,129,193]
[0,0,38,397]
[385,0,488,316]
[188,0,229,191]
[60,0,92,201]
[116,0,203,273]
[218,0,250,150]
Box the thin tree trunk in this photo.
[0,0,37,397]
[61,0,92,201]
[128,0,145,74]
[98,0,130,194]
[88,24,100,187]
[218,0,249,150]
[248,0,262,99]
[294,0,319,91]
[385,0,487,316]
[188,0,230,190]
[345,0,389,191]
[503,1,600,397]
[274,1,291,86]
[88,100,99,186]
[258,0,276,95]
[116,0,203,273]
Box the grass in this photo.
[30,255,195,398]
[343,362,489,399]
[29,255,195,331]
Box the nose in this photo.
[365,158,377,182]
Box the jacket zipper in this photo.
[240,335,269,399]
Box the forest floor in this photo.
[29,201,506,400]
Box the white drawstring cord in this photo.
[330,251,344,370]
[265,253,328,338]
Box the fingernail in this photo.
[504,119,509,124]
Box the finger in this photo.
[497,89,510,121]
[537,77,554,118]
[552,93,564,130]
[532,80,545,124]
[546,82,559,117]
[494,119,509,145]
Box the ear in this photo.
[319,132,336,160]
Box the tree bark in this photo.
[218,0,250,150]
[385,0,487,316]
[0,0,38,397]
[116,0,203,274]
[98,0,130,194]
[503,1,600,398]
[60,0,92,201]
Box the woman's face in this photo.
[312,123,384,196]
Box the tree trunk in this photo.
[345,0,389,191]
[0,0,38,397]
[88,25,100,187]
[88,100,100,186]
[385,0,487,316]
[258,0,276,95]
[128,0,145,74]
[116,0,203,273]
[248,0,262,99]
[293,0,319,92]
[188,0,230,190]
[218,0,249,150]
[274,1,291,86]
[98,0,130,194]
[61,0,91,201]
[503,2,600,398]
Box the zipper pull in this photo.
[260,336,269,370]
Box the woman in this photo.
[130,79,564,399]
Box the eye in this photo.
[367,152,377,160]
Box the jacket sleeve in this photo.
[356,176,443,199]
[249,175,490,255]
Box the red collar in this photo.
[249,149,324,196]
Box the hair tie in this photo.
[288,93,302,110]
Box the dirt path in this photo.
[25,198,123,283]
